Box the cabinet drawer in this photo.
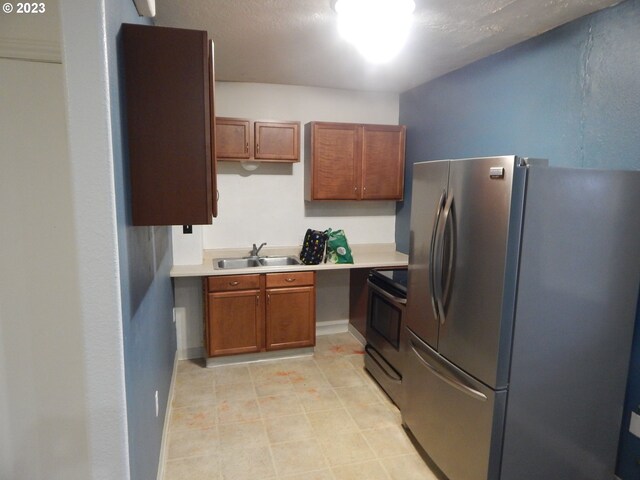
[266,271,315,288]
[207,274,261,292]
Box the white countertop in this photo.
[170,243,408,277]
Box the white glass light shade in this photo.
[335,0,415,63]
[240,160,260,172]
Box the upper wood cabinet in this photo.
[306,122,361,200]
[255,121,300,161]
[122,24,218,225]
[216,118,300,162]
[305,122,406,201]
[216,118,251,159]
[361,125,406,200]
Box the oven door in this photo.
[366,279,405,378]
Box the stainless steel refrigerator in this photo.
[403,156,640,480]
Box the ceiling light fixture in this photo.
[334,0,415,64]
[240,160,260,172]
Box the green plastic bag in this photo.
[325,229,353,264]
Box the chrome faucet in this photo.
[249,242,267,258]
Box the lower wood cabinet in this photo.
[204,271,315,357]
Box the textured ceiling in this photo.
[154,0,621,93]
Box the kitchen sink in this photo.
[214,255,302,269]
[258,256,302,267]
[215,258,261,269]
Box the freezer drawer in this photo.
[403,329,507,480]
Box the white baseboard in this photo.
[178,346,205,361]
[316,319,349,336]
[156,351,178,480]
[179,320,352,361]
[347,323,366,345]
[206,347,314,367]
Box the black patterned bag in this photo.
[299,229,328,265]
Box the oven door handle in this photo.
[365,345,402,383]
[367,279,407,305]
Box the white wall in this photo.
[172,82,400,263]
[59,0,130,477]
[0,58,90,479]
[1,0,130,477]
[1,0,131,476]
[172,82,400,358]
[0,0,61,62]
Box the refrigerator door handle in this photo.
[434,191,454,325]
[429,190,447,322]
[410,339,488,402]
[441,193,456,311]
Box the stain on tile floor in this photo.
[162,332,439,480]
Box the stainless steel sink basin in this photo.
[214,255,302,269]
[215,258,260,269]
[258,256,302,267]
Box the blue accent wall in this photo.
[105,3,176,479]
[396,0,640,476]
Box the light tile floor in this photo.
[163,332,440,480]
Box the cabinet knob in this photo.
[229,281,239,286]
[256,143,260,153]
[354,186,357,192]
[285,278,296,283]
[246,142,249,153]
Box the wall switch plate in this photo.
[183,225,193,234]
[629,410,640,438]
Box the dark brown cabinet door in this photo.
[216,118,251,159]
[122,24,214,225]
[208,41,218,218]
[361,125,406,200]
[206,290,263,357]
[265,286,316,350]
[307,122,361,200]
[254,121,300,161]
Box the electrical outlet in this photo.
[183,225,193,234]
[155,390,159,418]
[630,410,640,438]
